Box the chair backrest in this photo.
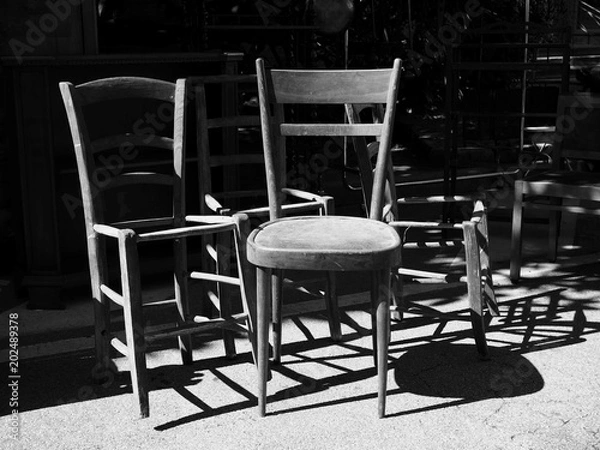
[255,58,402,221]
[553,93,600,168]
[188,74,264,215]
[59,76,187,235]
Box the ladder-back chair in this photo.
[190,74,339,359]
[59,76,255,418]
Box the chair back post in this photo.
[192,79,213,215]
[59,81,106,305]
[369,58,401,221]
[172,78,187,228]
[256,58,284,220]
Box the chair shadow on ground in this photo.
[2,263,598,429]
[0,335,259,418]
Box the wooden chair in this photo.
[59,76,255,418]
[510,92,600,282]
[190,73,335,218]
[249,58,402,418]
[385,194,498,358]
[189,74,338,361]
[346,103,499,358]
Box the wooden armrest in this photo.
[388,220,464,230]
[204,193,228,215]
[397,194,485,205]
[282,188,332,203]
[138,222,236,242]
[185,215,237,224]
[93,223,128,238]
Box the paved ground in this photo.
[1,217,599,450]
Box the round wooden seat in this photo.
[246,216,402,271]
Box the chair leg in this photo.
[463,221,489,359]
[235,214,258,366]
[119,232,149,418]
[199,234,215,318]
[325,271,342,341]
[390,269,404,322]
[89,237,112,382]
[174,237,193,365]
[371,269,391,419]
[217,231,237,358]
[477,212,499,317]
[91,278,112,381]
[271,269,284,364]
[470,310,489,359]
[256,266,272,417]
[510,180,524,282]
[548,205,561,262]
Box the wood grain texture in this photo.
[252,58,402,418]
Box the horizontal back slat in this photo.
[91,134,174,153]
[207,115,260,129]
[210,154,264,167]
[280,123,384,136]
[76,77,175,105]
[104,172,174,191]
[268,69,394,104]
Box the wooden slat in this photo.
[451,62,566,71]
[189,271,241,286]
[91,134,173,153]
[523,182,600,201]
[240,201,323,216]
[103,172,173,190]
[269,68,394,104]
[397,195,480,204]
[207,116,260,129]
[76,77,175,104]
[209,154,263,167]
[389,220,464,229]
[525,203,600,215]
[110,337,129,357]
[137,223,235,242]
[100,284,124,307]
[401,240,464,249]
[280,123,383,136]
[109,217,174,230]
[397,267,466,281]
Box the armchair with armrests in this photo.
[59,76,255,418]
